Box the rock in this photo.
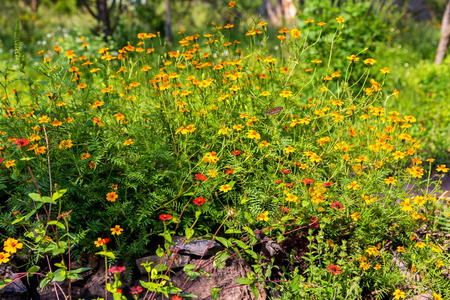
[136,253,191,274]
[170,255,266,300]
[172,236,223,257]
[0,264,28,299]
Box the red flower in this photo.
[275,180,284,184]
[232,150,241,156]
[193,197,206,206]
[159,214,172,221]
[13,139,30,147]
[195,174,208,181]
[280,207,290,214]
[331,201,344,210]
[225,169,234,174]
[130,286,143,294]
[284,183,293,187]
[322,181,335,187]
[310,216,319,228]
[327,264,341,275]
[172,295,183,300]
[303,178,314,184]
[281,169,290,174]
[108,266,126,274]
[0,158,3,164]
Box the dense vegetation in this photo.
[0,1,449,299]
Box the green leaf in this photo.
[236,277,252,285]
[250,283,259,299]
[185,228,195,240]
[232,239,248,249]
[47,221,66,230]
[11,216,25,225]
[225,229,242,234]
[29,193,56,204]
[27,265,40,273]
[96,251,115,259]
[215,236,231,248]
[156,247,164,258]
[20,157,35,161]
[39,278,51,290]
[52,189,67,201]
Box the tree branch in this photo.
[82,0,98,19]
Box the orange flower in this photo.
[110,225,124,235]
[106,192,118,202]
[123,139,133,146]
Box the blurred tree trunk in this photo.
[435,0,450,64]
[263,0,297,27]
[23,0,39,11]
[165,0,173,42]
[82,0,123,40]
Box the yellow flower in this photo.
[3,238,23,253]
[279,90,293,98]
[207,169,218,178]
[347,181,360,190]
[285,193,299,203]
[384,177,397,185]
[0,252,11,264]
[59,140,73,150]
[414,241,426,248]
[81,153,91,160]
[110,225,124,235]
[5,160,16,168]
[336,16,345,24]
[379,67,391,74]
[123,139,133,146]
[393,289,406,300]
[247,130,261,140]
[363,58,377,65]
[436,164,449,173]
[256,211,269,222]
[219,184,232,193]
[284,146,296,154]
[258,140,270,147]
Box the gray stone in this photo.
[0,265,28,299]
[136,253,191,274]
[170,255,266,300]
[173,236,223,257]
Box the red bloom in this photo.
[280,207,290,214]
[172,295,183,300]
[331,201,344,210]
[310,216,319,228]
[0,158,3,164]
[281,169,290,174]
[284,183,293,187]
[225,169,234,174]
[195,174,208,181]
[159,214,172,221]
[193,197,206,206]
[130,286,143,294]
[232,150,241,156]
[108,266,126,274]
[303,178,314,184]
[327,264,341,275]
[275,180,284,184]
[323,181,335,187]
[13,139,30,147]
